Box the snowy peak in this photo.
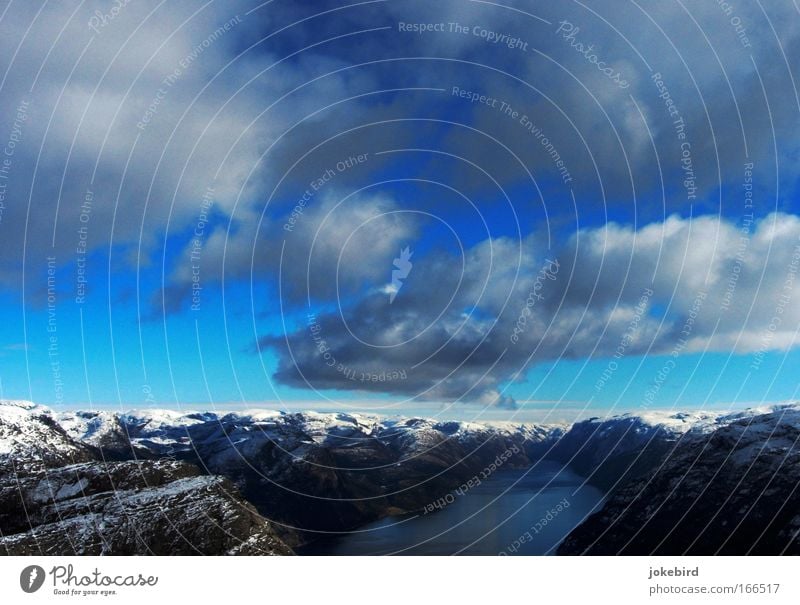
[0,399,39,411]
[0,400,94,469]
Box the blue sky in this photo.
[1,1,800,421]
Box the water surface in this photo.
[303,461,605,555]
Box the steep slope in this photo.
[544,410,723,490]
[558,405,800,555]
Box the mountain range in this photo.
[1,399,798,555]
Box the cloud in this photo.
[259,212,800,406]
[155,189,421,314]
[0,1,268,283]
[0,0,389,288]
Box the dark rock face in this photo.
[212,418,549,546]
[543,412,719,491]
[558,407,800,555]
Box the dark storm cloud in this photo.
[3,0,797,284]
[260,213,800,407]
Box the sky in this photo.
[1,0,800,422]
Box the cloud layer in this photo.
[1,1,799,408]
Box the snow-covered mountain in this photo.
[558,405,800,555]
[1,401,293,555]
[0,400,95,473]
[544,408,776,490]
[2,399,799,555]
[2,401,562,552]
[55,408,562,546]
